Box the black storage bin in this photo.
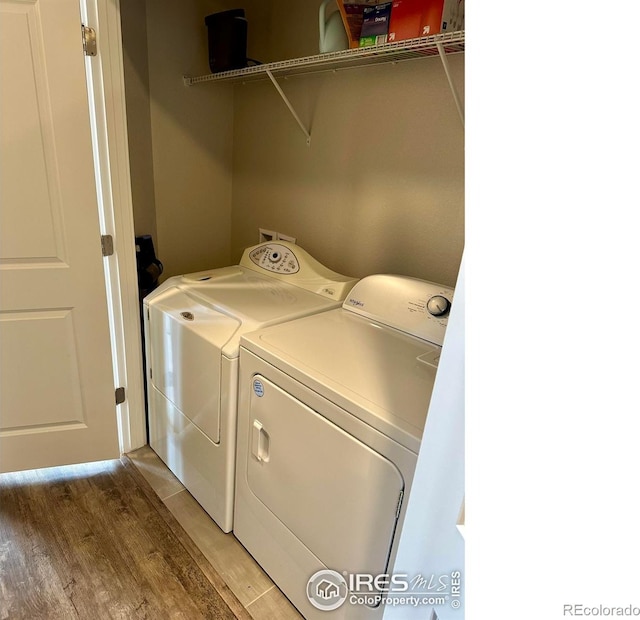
[135,234,162,422]
[205,9,248,73]
[135,234,163,300]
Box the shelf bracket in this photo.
[265,69,311,146]
[436,42,464,128]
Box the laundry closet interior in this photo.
[120,1,464,617]
[120,0,464,287]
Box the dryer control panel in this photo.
[240,241,358,301]
[343,274,454,346]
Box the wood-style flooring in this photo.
[125,448,302,620]
[0,457,249,620]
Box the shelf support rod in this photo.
[265,69,311,146]
[436,42,464,128]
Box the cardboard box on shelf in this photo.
[420,0,464,36]
[336,0,379,49]
[387,0,426,43]
[336,0,464,51]
[359,1,392,47]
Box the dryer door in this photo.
[246,375,404,577]
[148,289,240,442]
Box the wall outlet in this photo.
[259,228,276,243]
[276,232,296,244]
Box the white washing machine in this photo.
[234,274,455,619]
[143,241,358,533]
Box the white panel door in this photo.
[0,0,119,472]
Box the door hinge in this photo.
[82,24,97,56]
[115,387,126,405]
[101,234,114,256]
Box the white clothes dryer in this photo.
[234,274,455,619]
[143,241,357,533]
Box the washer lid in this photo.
[148,266,342,357]
[148,289,241,443]
[241,309,442,452]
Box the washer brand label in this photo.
[253,379,265,397]
[348,298,364,307]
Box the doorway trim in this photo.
[82,0,146,453]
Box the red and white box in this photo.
[387,0,464,43]
[387,0,425,43]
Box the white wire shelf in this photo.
[183,30,464,85]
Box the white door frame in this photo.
[81,0,146,453]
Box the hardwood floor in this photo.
[0,448,302,620]
[0,457,249,620]
[126,447,303,620]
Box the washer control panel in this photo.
[248,243,300,274]
[239,241,359,300]
[343,274,454,346]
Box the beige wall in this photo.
[123,0,235,279]
[122,1,464,288]
[120,0,156,244]
[230,55,464,287]
[237,0,318,65]
[261,0,319,62]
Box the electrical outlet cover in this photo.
[276,232,296,244]
[259,228,277,243]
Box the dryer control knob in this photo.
[268,251,282,263]
[427,295,451,317]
